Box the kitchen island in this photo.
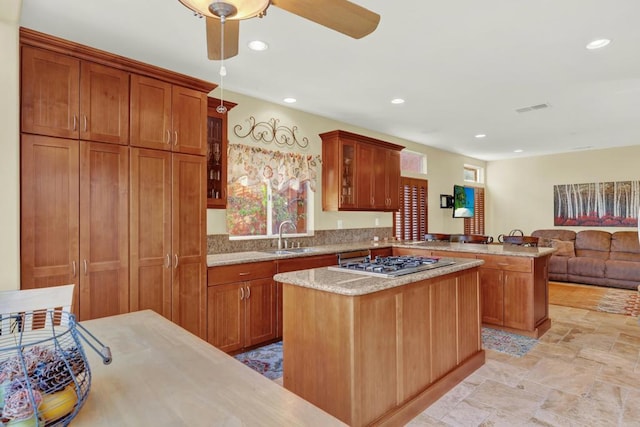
[274,258,485,427]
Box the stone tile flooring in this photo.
[407,305,640,426]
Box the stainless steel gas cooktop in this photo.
[328,254,455,278]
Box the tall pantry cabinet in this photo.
[19,29,214,338]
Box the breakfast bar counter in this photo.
[72,310,345,426]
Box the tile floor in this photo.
[407,305,640,426]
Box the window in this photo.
[400,150,427,175]
[464,164,483,183]
[226,144,319,238]
[394,177,428,241]
[464,186,485,235]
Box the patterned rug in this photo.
[549,282,640,316]
[234,341,283,380]
[235,329,537,379]
[481,327,537,357]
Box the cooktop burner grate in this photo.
[329,255,455,278]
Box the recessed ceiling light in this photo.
[474,134,486,139]
[248,40,269,51]
[283,97,297,104]
[390,98,405,104]
[586,39,611,50]
[514,149,524,153]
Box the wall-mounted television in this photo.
[453,185,475,218]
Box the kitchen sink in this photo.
[261,247,319,255]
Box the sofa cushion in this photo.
[531,230,576,248]
[551,239,575,257]
[606,259,640,281]
[574,230,611,260]
[609,231,640,262]
[568,256,606,278]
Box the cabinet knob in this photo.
[240,287,245,300]
[246,285,251,299]
[174,131,178,146]
[165,129,171,144]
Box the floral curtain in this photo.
[228,144,321,192]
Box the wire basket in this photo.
[0,310,111,426]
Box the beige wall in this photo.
[486,145,640,237]
[207,90,486,236]
[0,1,21,291]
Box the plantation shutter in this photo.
[394,177,428,241]
[464,187,485,235]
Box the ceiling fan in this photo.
[178,0,381,60]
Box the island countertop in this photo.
[273,257,484,296]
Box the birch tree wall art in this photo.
[553,180,640,227]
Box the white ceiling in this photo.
[18,0,640,161]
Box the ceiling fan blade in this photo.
[206,16,239,60]
[271,0,380,39]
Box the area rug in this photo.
[549,281,640,317]
[481,327,538,357]
[234,341,283,380]
[235,329,537,380]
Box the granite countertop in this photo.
[273,258,484,296]
[394,241,557,258]
[206,241,555,267]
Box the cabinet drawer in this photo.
[477,255,531,272]
[208,261,276,286]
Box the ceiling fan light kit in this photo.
[179,0,270,20]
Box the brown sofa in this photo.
[531,229,640,290]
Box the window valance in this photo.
[228,144,321,192]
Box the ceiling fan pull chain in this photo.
[216,15,228,114]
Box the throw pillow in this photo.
[551,239,575,257]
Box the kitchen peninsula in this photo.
[274,258,485,427]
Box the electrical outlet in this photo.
[337,219,343,229]
[375,217,379,226]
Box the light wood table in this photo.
[72,310,344,426]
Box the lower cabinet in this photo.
[207,261,277,353]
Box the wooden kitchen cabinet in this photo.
[207,261,277,353]
[130,75,207,156]
[21,135,129,320]
[206,97,237,208]
[21,45,130,144]
[320,130,403,212]
[130,149,207,338]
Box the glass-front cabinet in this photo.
[206,97,236,209]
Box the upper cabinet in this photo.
[130,75,207,155]
[21,46,130,144]
[206,97,237,209]
[320,130,404,211]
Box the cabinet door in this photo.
[21,46,80,138]
[79,141,129,320]
[356,143,374,208]
[130,75,172,150]
[386,150,401,210]
[339,140,357,209]
[479,268,504,325]
[207,282,245,353]
[130,148,172,319]
[172,86,207,156]
[245,278,277,347]
[206,113,227,207]
[171,153,207,338]
[503,272,533,330]
[80,61,129,144]
[371,147,387,209]
[20,135,80,308]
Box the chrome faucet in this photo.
[278,220,297,249]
